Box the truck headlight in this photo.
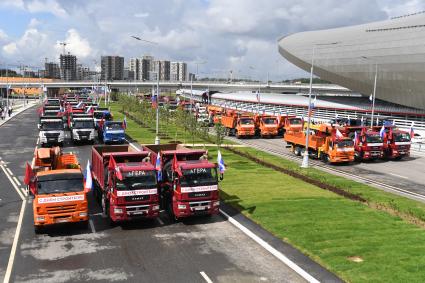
[152,205,160,211]
[213,201,220,207]
[79,212,87,217]
[178,204,187,210]
[36,216,45,221]
[114,208,123,214]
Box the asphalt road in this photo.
[0,107,337,283]
[226,136,425,199]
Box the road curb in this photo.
[219,203,343,283]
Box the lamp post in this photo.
[361,56,378,128]
[301,42,339,168]
[130,35,160,144]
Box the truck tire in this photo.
[294,146,301,156]
[34,226,42,234]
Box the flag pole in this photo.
[371,64,378,128]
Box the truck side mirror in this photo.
[219,173,224,181]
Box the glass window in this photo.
[38,178,82,194]
[240,118,254,125]
[41,121,63,130]
[394,133,410,142]
[73,120,94,129]
[366,134,382,143]
[116,171,157,190]
[337,140,354,147]
[181,167,218,186]
[263,118,277,125]
[105,122,123,130]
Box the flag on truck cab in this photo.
[155,152,162,181]
[217,150,226,174]
[410,122,415,138]
[256,91,260,103]
[379,125,386,138]
[24,162,33,185]
[353,131,358,145]
[172,153,181,176]
[108,155,123,180]
[336,128,343,139]
[122,116,127,129]
[84,159,92,192]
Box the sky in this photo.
[0,0,423,81]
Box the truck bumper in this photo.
[109,203,160,222]
[34,210,88,227]
[173,199,220,218]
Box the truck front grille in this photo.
[46,204,77,215]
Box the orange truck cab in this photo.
[284,117,304,133]
[221,111,256,138]
[284,123,355,164]
[256,115,279,138]
[26,147,88,233]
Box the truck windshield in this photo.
[366,134,382,143]
[37,177,83,194]
[290,119,302,125]
[394,133,410,142]
[181,167,218,186]
[240,118,253,125]
[94,112,112,120]
[263,118,277,125]
[73,120,94,129]
[337,140,354,147]
[41,122,63,130]
[116,171,157,190]
[105,122,123,130]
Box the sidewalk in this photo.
[0,102,38,127]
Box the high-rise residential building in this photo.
[140,55,154,81]
[128,58,139,80]
[44,62,61,79]
[60,53,77,81]
[178,62,187,81]
[170,62,179,81]
[76,64,92,80]
[159,60,170,81]
[101,56,124,80]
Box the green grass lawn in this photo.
[111,100,425,282]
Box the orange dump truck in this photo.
[207,105,224,124]
[25,147,88,233]
[284,123,355,164]
[255,115,279,138]
[220,111,256,138]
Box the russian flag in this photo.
[152,95,158,109]
[410,122,415,138]
[155,152,162,181]
[353,131,358,145]
[84,159,92,192]
[336,129,344,139]
[217,150,226,174]
[379,125,386,139]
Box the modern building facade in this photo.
[128,58,139,80]
[278,12,425,110]
[101,56,124,80]
[44,62,61,79]
[170,62,187,81]
[60,53,77,81]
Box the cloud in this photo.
[0,0,424,80]
[134,12,149,18]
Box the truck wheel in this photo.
[294,146,301,156]
[34,226,42,234]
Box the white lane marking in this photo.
[36,137,40,145]
[12,176,21,187]
[5,167,13,176]
[0,164,25,201]
[89,219,96,233]
[3,199,26,283]
[389,173,408,180]
[156,218,164,226]
[220,209,319,283]
[200,271,213,283]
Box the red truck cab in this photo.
[354,128,383,161]
[143,144,220,220]
[91,145,159,224]
[383,126,411,159]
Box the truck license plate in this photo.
[132,211,146,215]
[194,206,207,211]
[55,218,69,223]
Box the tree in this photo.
[214,122,226,149]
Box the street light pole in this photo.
[301,47,315,168]
[155,71,160,145]
[371,64,378,128]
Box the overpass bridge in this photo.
[0,80,354,95]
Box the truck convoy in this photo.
[25,147,88,233]
[284,123,355,164]
[143,144,221,221]
[38,116,65,147]
[91,145,159,224]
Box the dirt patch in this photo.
[347,256,363,263]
